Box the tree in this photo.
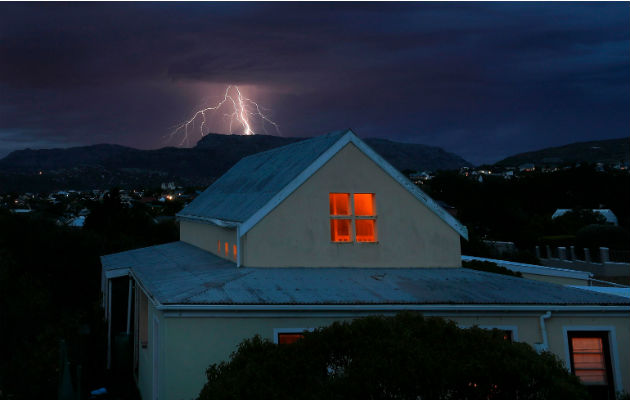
[198,313,588,400]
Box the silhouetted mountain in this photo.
[495,138,629,167]
[0,133,471,192]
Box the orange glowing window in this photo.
[354,193,375,216]
[355,219,376,242]
[233,244,237,260]
[217,240,221,253]
[330,219,352,242]
[329,193,350,215]
[277,333,304,345]
[329,193,377,243]
[570,336,609,385]
[225,242,229,257]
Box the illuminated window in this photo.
[233,244,237,260]
[225,242,229,257]
[217,240,221,254]
[329,193,377,242]
[277,333,304,345]
[568,331,614,398]
[274,328,313,344]
[330,219,352,242]
[354,193,374,216]
[329,193,350,215]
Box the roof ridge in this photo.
[235,129,350,162]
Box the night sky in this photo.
[0,3,628,165]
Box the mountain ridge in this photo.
[495,137,629,167]
[0,133,471,192]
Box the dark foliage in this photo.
[198,313,588,400]
[462,260,522,278]
[84,188,178,254]
[0,192,178,398]
[424,166,630,253]
[576,224,630,251]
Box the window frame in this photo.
[563,326,622,395]
[329,192,378,243]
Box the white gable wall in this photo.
[242,142,461,268]
[180,220,238,262]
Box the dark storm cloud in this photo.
[0,2,628,164]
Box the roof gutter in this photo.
[154,303,629,313]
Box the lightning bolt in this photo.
[168,85,280,146]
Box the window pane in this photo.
[278,333,304,345]
[329,193,350,215]
[355,219,376,242]
[225,242,229,257]
[354,193,375,216]
[571,337,608,385]
[217,240,221,253]
[233,244,237,260]
[330,219,352,242]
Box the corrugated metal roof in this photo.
[101,242,630,306]
[177,130,349,223]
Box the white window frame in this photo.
[562,325,622,393]
[329,193,378,243]
[273,327,315,344]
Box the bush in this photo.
[198,313,587,400]
[576,224,630,250]
[462,259,522,278]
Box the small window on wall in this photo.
[329,193,377,242]
[217,240,221,254]
[568,331,615,399]
[274,328,314,344]
[224,242,229,257]
[233,244,237,260]
[277,333,304,345]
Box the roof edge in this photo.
[238,129,468,239]
[239,129,355,235]
[156,303,630,312]
[176,213,240,228]
[348,134,469,239]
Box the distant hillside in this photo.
[0,133,471,193]
[496,138,629,167]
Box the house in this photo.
[552,208,619,226]
[101,130,630,400]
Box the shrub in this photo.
[462,259,522,278]
[198,313,587,400]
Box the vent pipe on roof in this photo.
[534,311,552,353]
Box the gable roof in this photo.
[101,242,629,307]
[177,129,468,239]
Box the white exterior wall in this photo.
[242,143,462,268]
[134,311,630,400]
[179,219,238,262]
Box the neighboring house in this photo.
[461,255,594,286]
[552,208,619,226]
[102,130,630,400]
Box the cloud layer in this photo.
[1,3,628,164]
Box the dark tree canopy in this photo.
[198,313,588,400]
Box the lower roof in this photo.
[101,241,629,307]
